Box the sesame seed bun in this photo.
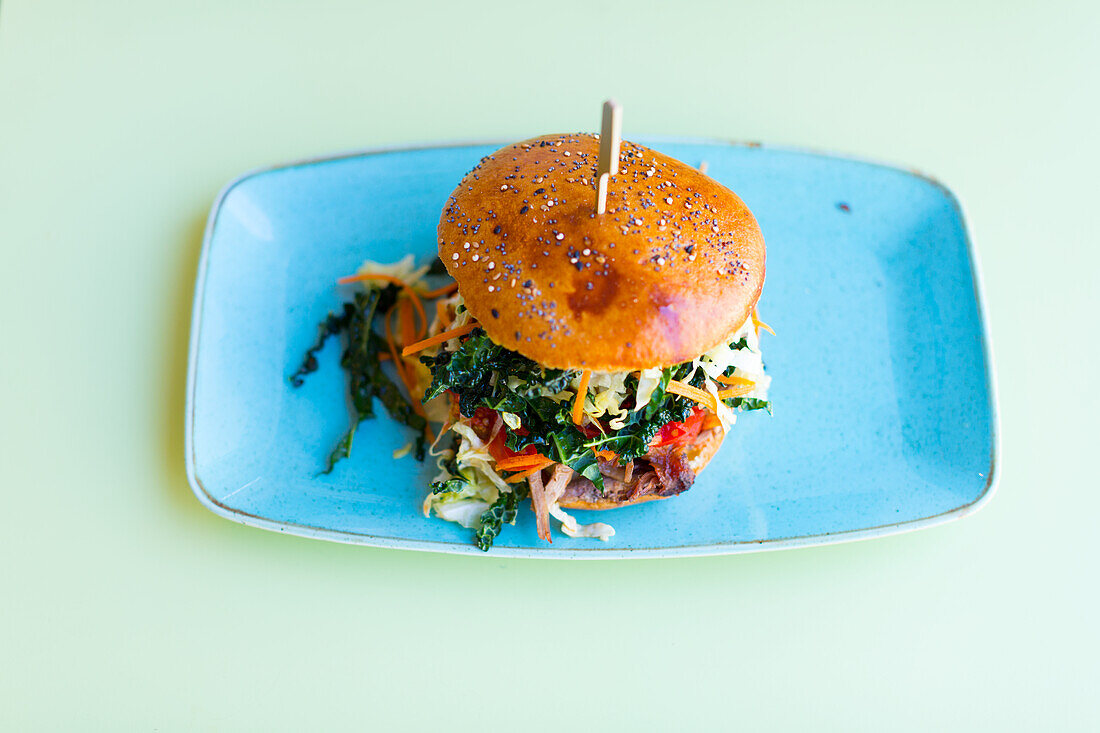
[437,133,766,371]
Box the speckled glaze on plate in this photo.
[185,139,999,558]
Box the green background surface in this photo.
[2,1,1097,729]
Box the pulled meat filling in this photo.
[560,428,719,506]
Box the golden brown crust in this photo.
[437,134,766,370]
[556,425,725,510]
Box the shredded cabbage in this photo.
[354,254,429,289]
[702,378,736,429]
[573,371,631,429]
[684,316,772,429]
[450,421,511,494]
[500,411,522,430]
[423,417,619,544]
[550,502,615,541]
[422,424,511,521]
[433,499,491,529]
[633,368,664,413]
[551,314,770,432]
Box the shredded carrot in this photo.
[384,307,426,419]
[338,272,428,340]
[435,299,453,330]
[393,302,433,431]
[504,463,553,483]
[702,413,723,431]
[338,272,458,304]
[335,273,439,435]
[383,306,407,387]
[401,322,478,356]
[337,272,408,287]
[717,374,755,398]
[378,352,392,361]
[718,384,755,399]
[398,298,416,349]
[407,293,427,340]
[666,379,718,414]
[593,449,618,462]
[752,308,775,336]
[420,282,459,299]
[572,370,592,426]
[496,453,552,471]
[496,454,552,471]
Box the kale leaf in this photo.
[429,453,470,495]
[727,397,773,414]
[475,484,529,551]
[431,478,469,495]
[292,285,427,473]
[583,389,695,462]
[581,363,705,462]
[289,304,354,387]
[420,328,569,414]
[419,329,610,487]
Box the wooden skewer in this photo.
[595,99,621,214]
[598,99,622,176]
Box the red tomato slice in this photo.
[650,407,707,449]
[469,407,536,461]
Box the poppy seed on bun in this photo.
[437,133,766,371]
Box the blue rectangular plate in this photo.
[185,139,999,558]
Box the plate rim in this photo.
[184,137,1001,559]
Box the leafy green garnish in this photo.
[727,397,773,414]
[475,484,529,551]
[418,329,722,490]
[289,305,354,387]
[421,327,572,414]
[420,328,610,487]
[291,285,427,473]
[431,477,469,495]
[581,365,704,462]
[428,453,466,495]
[729,337,750,352]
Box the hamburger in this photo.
[405,133,771,547]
